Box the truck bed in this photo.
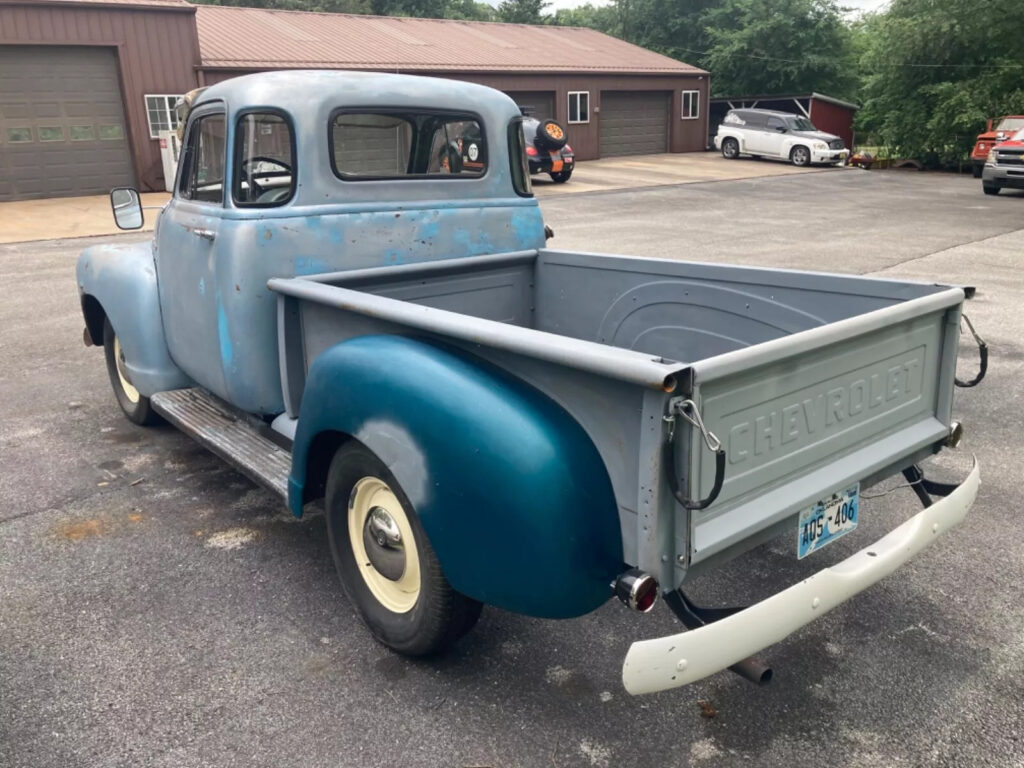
[269,249,965,586]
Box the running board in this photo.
[150,388,290,501]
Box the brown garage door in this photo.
[0,46,135,201]
[599,91,670,157]
[505,91,555,121]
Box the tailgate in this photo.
[682,288,964,567]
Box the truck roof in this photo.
[196,69,518,117]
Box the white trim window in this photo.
[568,91,590,124]
[681,90,700,120]
[145,94,183,139]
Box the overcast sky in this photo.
[546,0,890,16]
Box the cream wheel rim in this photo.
[348,476,421,613]
[113,336,140,404]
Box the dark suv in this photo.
[521,116,574,183]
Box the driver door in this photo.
[156,106,229,396]
[756,116,788,156]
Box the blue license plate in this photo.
[797,484,859,559]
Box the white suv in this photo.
[714,108,849,167]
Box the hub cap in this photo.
[348,476,421,613]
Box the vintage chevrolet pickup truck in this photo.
[78,71,986,695]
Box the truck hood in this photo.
[791,130,842,144]
[994,139,1024,149]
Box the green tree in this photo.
[496,0,551,24]
[856,0,1024,164]
[700,0,856,98]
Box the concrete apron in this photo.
[0,154,843,243]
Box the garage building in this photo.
[0,0,708,201]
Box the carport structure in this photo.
[708,93,860,151]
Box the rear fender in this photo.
[289,335,623,619]
[76,242,191,396]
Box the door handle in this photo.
[192,228,216,241]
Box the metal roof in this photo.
[0,0,194,9]
[195,5,705,75]
[711,92,860,111]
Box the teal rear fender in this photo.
[289,335,623,619]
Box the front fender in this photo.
[290,335,623,619]
[77,242,191,396]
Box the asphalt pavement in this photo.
[1,168,1022,768]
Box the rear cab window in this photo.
[330,110,487,179]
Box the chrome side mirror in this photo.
[110,187,143,230]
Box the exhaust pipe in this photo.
[613,569,659,613]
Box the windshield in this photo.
[1011,128,1024,142]
[996,117,1024,133]
[788,116,817,132]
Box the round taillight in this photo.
[526,145,538,156]
[613,568,659,613]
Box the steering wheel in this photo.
[240,155,293,200]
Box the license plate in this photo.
[797,484,859,559]
[551,158,564,172]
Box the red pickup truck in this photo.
[972,116,1024,177]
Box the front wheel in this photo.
[790,145,811,167]
[550,169,572,183]
[983,184,999,196]
[325,442,482,655]
[721,137,739,159]
[103,318,160,426]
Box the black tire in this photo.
[790,145,812,167]
[972,164,983,179]
[721,137,740,159]
[103,317,161,426]
[983,184,999,196]
[325,442,482,656]
[550,169,572,183]
[534,119,568,151]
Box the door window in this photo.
[766,117,786,133]
[179,113,226,204]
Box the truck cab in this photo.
[971,115,1024,177]
[82,70,544,416]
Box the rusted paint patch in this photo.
[57,518,108,541]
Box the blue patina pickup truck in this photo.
[77,71,984,694]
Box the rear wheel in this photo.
[983,184,999,196]
[103,318,160,426]
[550,169,572,183]
[790,145,811,167]
[721,138,739,159]
[325,442,482,655]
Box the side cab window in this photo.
[234,111,296,206]
[178,112,226,204]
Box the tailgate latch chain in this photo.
[955,313,987,388]
[664,398,726,511]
